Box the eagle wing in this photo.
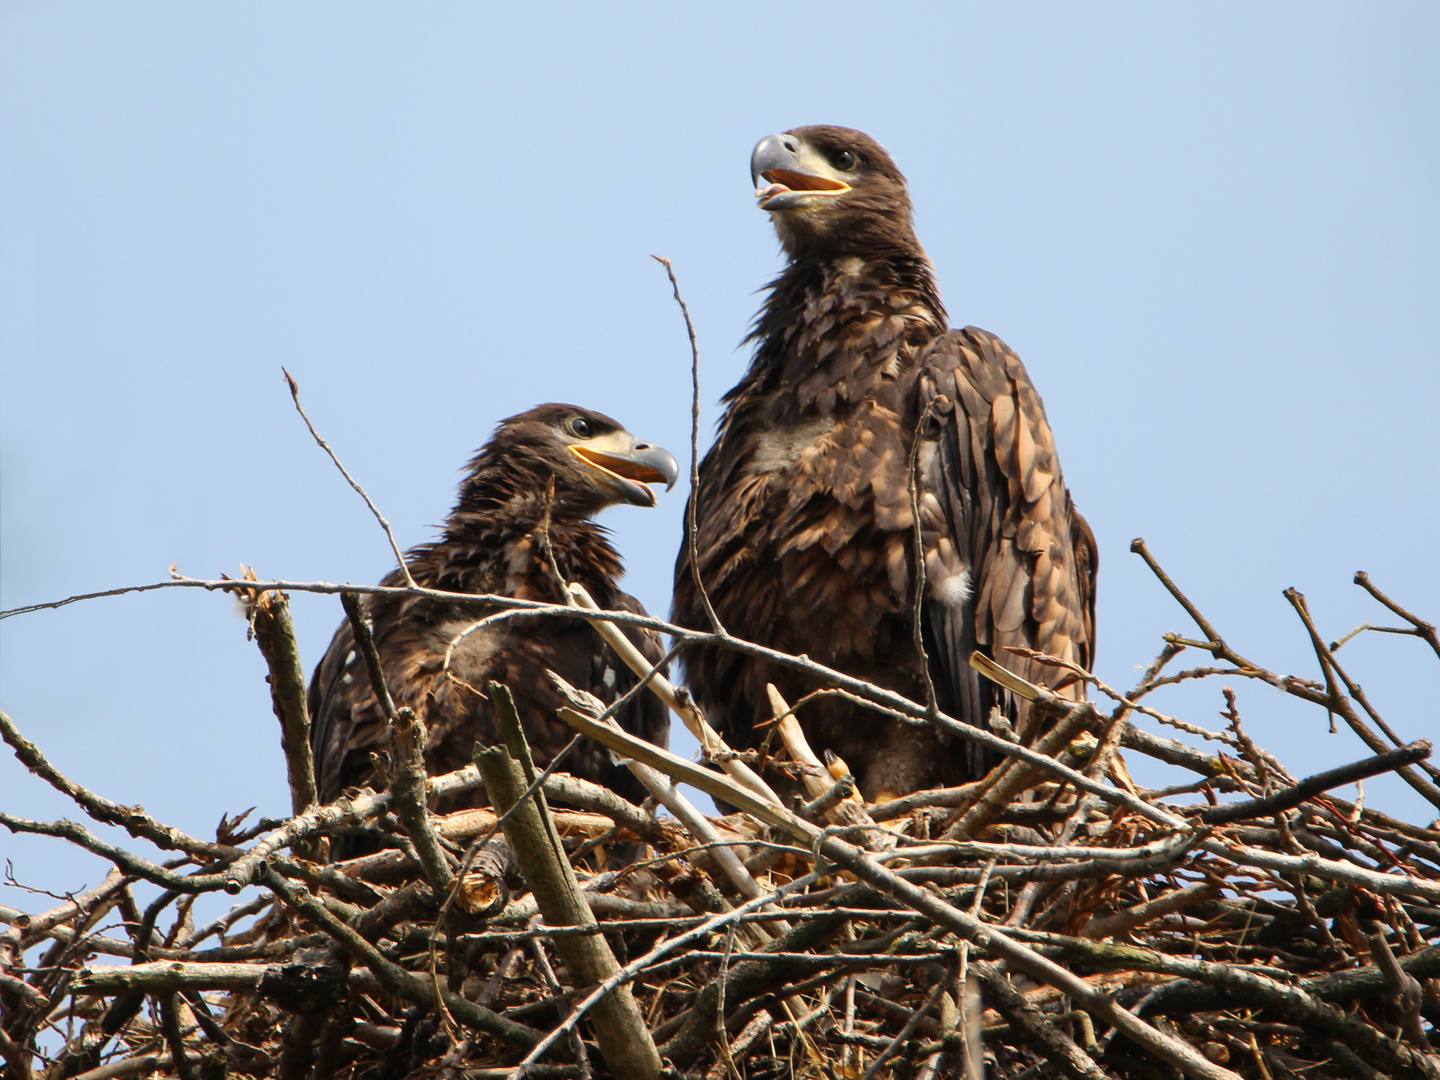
[308,613,375,804]
[918,327,1096,757]
[308,587,669,806]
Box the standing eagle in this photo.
[310,404,678,816]
[674,126,1096,802]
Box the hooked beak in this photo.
[568,431,679,507]
[751,133,852,211]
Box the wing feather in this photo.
[919,327,1095,754]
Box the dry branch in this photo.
[6,540,1440,1078]
[477,684,661,1080]
[1195,740,1431,825]
[234,572,319,819]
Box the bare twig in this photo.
[1284,587,1440,810]
[282,368,417,590]
[0,708,230,859]
[1130,538,1253,669]
[1366,925,1430,1051]
[234,571,319,821]
[387,706,454,896]
[1195,741,1431,825]
[477,691,660,1080]
[340,590,397,719]
[1354,570,1440,664]
[653,253,725,636]
[859,975,950,1080]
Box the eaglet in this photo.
[310,404,678,830]
[674,126,1097,803]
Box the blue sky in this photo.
[3,3,1438,897]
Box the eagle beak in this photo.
[751,133,852,211]
[568,432,679,508]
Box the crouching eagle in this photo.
[310,404,678,815]
[674,126,1096,802]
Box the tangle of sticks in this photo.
[3,549,1440,1080]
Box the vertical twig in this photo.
[386,707,454,896]
[529,926,594,1080]
[158,994,198,1080]
[858,977,949,1080]
[962,968,984,1080]
[652,255,726,636]
[340,592,397,719]
[711,925,737,1072]
[340,592,453,894]
[841,973,858,1075]
[237,570,318,820]
[534,475,567,597]
[1367,924,1430,1051]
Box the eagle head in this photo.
[751,125,917,259]
[461,404,679,518]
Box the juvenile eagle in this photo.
[674,126,1096,802]
[310,404,678,813]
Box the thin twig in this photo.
[282,368,417,590]
[507,872,824,1078]
[0,708,230,860]
[859,975,950,1080]
[652,254,726,636]
[1284,587,1440,810]
[1195,741,1431,825]
[1130,539,1231,660]
[1354,570,1440,664]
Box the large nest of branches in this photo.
[4,550,1440,1080]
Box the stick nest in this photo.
[5,557,1440,1080]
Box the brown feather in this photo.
[310,405,670,831]
[675,126,1095,800]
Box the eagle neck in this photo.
[739,249,946,418]
[402,479,623,601]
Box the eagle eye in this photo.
[569,416,594,438]
[829,149,858,171]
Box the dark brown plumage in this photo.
[674,125,1096,802]
[310,404,678,818]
